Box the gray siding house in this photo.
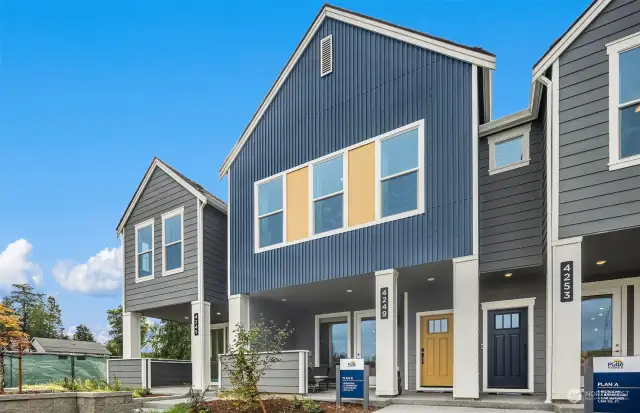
[116,157,227,391]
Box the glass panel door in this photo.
[355,310,376,386]
[211,327,226,382]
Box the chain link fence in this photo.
[2,352,108,387]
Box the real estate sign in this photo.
[589,357,640,413]
[337,359,369,408]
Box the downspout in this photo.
[198,199,206,303]
[537,75,553,404]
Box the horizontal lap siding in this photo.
[478,109,546,273]
[230,18,473,294]
[479,271,546,393]
[558,0,640,238]
[124,168,199,312]
[203,205,228,304]
[108,359,143,388]
[221,352,302,393]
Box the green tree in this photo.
[45,296,64,338]
[73,324,95,342]
[105,305,149,356]
[149,320,191,360]
[24,302,49,338]
[5,284,45,332]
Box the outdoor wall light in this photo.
[216,312,221,315]
[504,273,513,278]
[346,289,353,293]
[427,277,435,281]
[281,298,287,302]
[596,260,607,265]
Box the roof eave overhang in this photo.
[218,5,496,179]
[479,81,544,137]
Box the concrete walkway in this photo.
[377,406,552,413]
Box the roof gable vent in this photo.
[320,35,333,77]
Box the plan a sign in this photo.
[592,357,640,412]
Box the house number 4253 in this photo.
[560,261,573,303]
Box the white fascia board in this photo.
[479,81,544,137]
[532,0,612,80]
[116,159,207,236]
[218,6,495,179]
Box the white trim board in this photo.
[161,206,185,277]
[134,218,154,283]
[218,4,495,179]
[487,123,531,176]
[314,311,352,367]
[415,309,454,392]
[481,298,536,394]
[404,292,409,391]
[116,157,227,236]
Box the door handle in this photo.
[421,348,424,365]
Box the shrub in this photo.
[301,398,324,413]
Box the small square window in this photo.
[487,124,531,175]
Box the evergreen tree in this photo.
[5,284,45,332]
[73,324,95,342]
[45,296,64,338]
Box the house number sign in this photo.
[194,313,199,336]
[560,261,573,303]
[380,287,389,319]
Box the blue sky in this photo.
[0,0,591,341]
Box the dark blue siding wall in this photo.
[230,18,473,294]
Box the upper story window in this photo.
[313,155,344,234]
[380,128,420,217]
[607,32,640,170]
[135,219,154,281]
[257,177,284,248]
[162,207,184,275]
[487,123,531,175]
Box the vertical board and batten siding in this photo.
[558,0,640,238]
[230,18,473,294]
[124,168,199,312]
[479,273,547,393]
[107,359,143,388]
[203,205,228,304]
[478,105,547,273]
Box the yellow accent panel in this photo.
[286,167,309,242]
[348,143,375,226]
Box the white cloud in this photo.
[64,324,110,344]
[53,247,122,294]
[0,239,42,289]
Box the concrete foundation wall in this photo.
[0,392,139,413]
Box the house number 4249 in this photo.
[380,287,389,319]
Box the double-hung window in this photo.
[607,32,640,170]
[257,177,284,248]
[380,127,421,218]
[135,219,154,280]
[313,155,344,234]
[162,207,183,275]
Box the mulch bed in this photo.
[203,398,378,412]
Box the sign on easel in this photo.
[585,357,640,413]
[336,359,369,409]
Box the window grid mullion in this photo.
[381,167,418,182]
[258,209,283,219]
[619,97,640,109]
[313,190,344,203]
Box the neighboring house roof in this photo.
[31,337,111,356]
[116,157,227,235]
[218,3,496,179]
[482,0,612,136]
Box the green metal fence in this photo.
[3,352,107,387]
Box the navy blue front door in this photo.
[488,308,528,389]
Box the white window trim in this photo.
[487,123,531,175]
[415,309,454,392]
[310,154,346,236]
[161,206,184,276]
[254,119,425,254]
[607,31,640,171]
[134,218,154,282]
[481,297,536,394]
[253,175,286,252]
[314,311,352,367]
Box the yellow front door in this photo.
[420,314,453,387]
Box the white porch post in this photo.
[122,312,141,359]
[228,294,251,346]
[453,256,479,399]
[375,269,398,396]
[191,301,211,391]
[551,237,582,401]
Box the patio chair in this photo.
[308,366,327,393]
[313,365,331,390]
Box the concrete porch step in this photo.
[389,394,554,411]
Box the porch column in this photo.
[551,237,582,401]
[228,294,250,346]
[122,311,141,359]
[453,256,479,399]
[375,269,398,396]
[191,300,211,391]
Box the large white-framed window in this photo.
[607,31,640,170]
[377,123,424,219]
[134,219,154,282]
[253,119,425,253]
[161,207,184,276]
[312,154,345,235]
[255,176,285,250]
[487,123,531,175]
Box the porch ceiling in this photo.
[140,301,228,324]
[582,227,640,282]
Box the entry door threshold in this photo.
[417,387,453,392]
